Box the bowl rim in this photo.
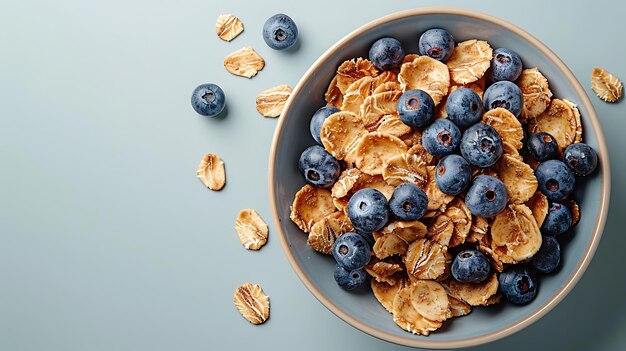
[268,6,611,349]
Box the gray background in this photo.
[1,0,624,350]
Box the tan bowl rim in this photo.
[268,6,611,349]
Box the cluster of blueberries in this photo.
[299,28,598,305]
[190,14,299,117]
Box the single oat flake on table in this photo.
[224,48,265,78]
[233,283,270,325]
[235,209,268,250]
[591,67,622,102]
[215,14,244,41]
[256,85,292,117]
[196,153,225,190]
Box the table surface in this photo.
[2,0,625,350]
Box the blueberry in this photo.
[563,143,598,176]
[527,132,559,162]
[397,89,434,128]
[388,183,428,221]
[465,175,508,217]
[490,48,523,82]
[498,267,538,305]
[451,249,491,283]
[445,88,483,128]
[191,83,225,117]
[332,232,371,270]
[460,124,503,167]
[298,145,341,188]
[262,14,298,50]
[334,264,367,291]
[531,235,561,273]
[535,160,576,201]
[418,28,455,62]
[483,81,523,117]
[541,203,572,236]
[422,119,462,156]
[435,155,471,195]
[347,188,389,233]
[310,106,340,144]
[369,37,405,71]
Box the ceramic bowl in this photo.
[269,7,610,349]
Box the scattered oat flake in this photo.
[224,48,265,78]
[591,68,622,102]
[196,153,225,190]
[215,14,244,42]
[235,209,268,250]
[233,283,270,324]
[256,85,292,117]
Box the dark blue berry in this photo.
[369,37,405,71]
[347,188,389,233]
[388,183,428,221]
[490,48,523,82]
[465,175,508,217]
[298,145,341,188]
[310,106,340,144]
[422,119,462,156]
[262,14,298,50]
[563,143,598,176]
[460,123,503,167]
[445,88,483,128]
[191,83,225,117]
[435,155,471,195]
[451,249,491,283]
[483,81,523,117]
[541,203,572,236]
[531,235,561,273]
[334,264,367,291]
[397,89,434,128]
[499,267,538,305]
[332,232,371,270]
[535,160,576,201]
[527,132,559,162]
[418,28,455,62]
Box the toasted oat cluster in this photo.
[290,29,597,335]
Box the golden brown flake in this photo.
[376,114,413,137]
[398,56,450,105]
[307,211,354,254]
[591,67,623,102]
[392,285,443,335]
[233,283,270,324]
[196,153,226,190]
[215,14,244,41]
[365,258,404,285]
[235,209,268,250]
[410,280,451,322]
[324,75,343,108]
[373,220,427,259]
[565,199,580,226]
[528,99,580,151]
[403,238,447,280]
[445,198,472,247]
[340,76,375,114]
[372,278,404,313]
[351,132,408,175]
[425,166,454,211]
[526,191,549,227]
[562,99,583,144]
[448,296,471,317]
[517,68,553,122]
[290,184,335,233]
[446,274,499,306]
[336,58,379,94]
[493,154,538,204]
[256,85,292,117]
[320,111,367,162]
[223,48,265,78]
[481,108,524,150]
[491,204,542,263]
[427,214,454,246]
[446,40,493,85]
[400,129,423,147]
[360,90,403,131]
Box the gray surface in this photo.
[0,0,624,350]
[271,9,605,348]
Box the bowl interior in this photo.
[270,9,606,348]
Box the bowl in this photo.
[268,7,610,349]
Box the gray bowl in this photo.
[269,7,610,349]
